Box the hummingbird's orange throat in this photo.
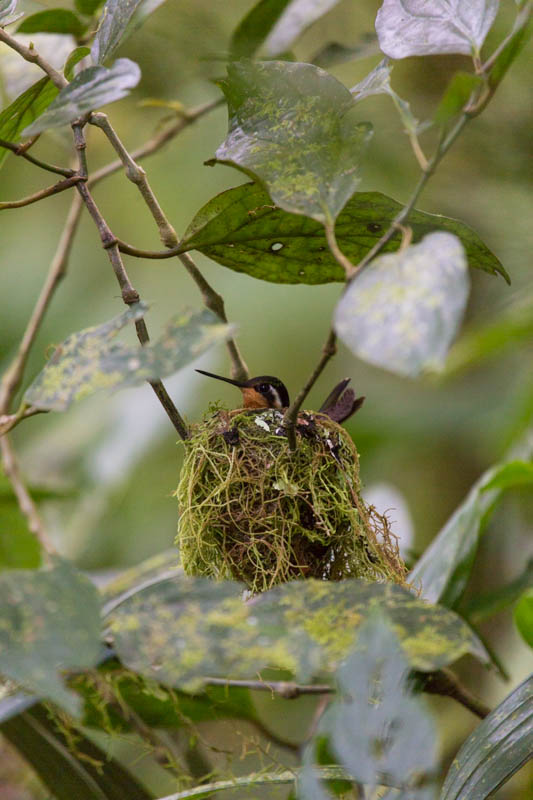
[241,387,270,409]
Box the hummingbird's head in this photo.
[196,370,290,410]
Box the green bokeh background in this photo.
[1,0,532,796]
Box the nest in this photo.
[176,408,407,593]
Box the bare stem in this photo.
[324,222,356,279]
[0,28,68,90]
[283,329,337,450]
[0,175,82,210]
[204,677,333,698]
[0,137,73,177]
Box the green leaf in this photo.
[434,72,483,125]
[311,34,380,69]
[441,674,533,799]
[0,77,58,170]
[489,6,533,90]
[75,0,104,15]
[465,558,533,624]
[514,589,533,649]
[0,501,41,570]
[334,232,470,377]
[375,0,499,58]
[24,305,232,412]
[0,702,153,800]
[215,61,373,225]
[260,0,343,57]
[180,184,508,284]
[91,0,144,63]
[63,46,91,80]
[0,0,16,21]
[410,434,533,607]
[17,9,87,36]
[109,577,489,693]
[0,560,101,714]
[22,58,141,136]
[480,460,533,492]
[230,0,292,59]
[351,57,418,133]
[329,616,437,796]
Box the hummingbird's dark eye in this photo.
[258,383,270,394]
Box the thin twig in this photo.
[282,329,337,450]
[0,436,55,554]
[0,137,73,177]
[0,175,83,210]
[203,677,333,698]
[0,28,67,90]
[324,222,356,279]
[0,193,84,415]
[0,406,45,436]
[420,668,491,720]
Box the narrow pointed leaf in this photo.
[17,9,86,36]
[91,0,143,63]
[441,674,533,800]
[230,0,292,59]
[0,77,58,170]
[489,6,533,90]
[465,558,533,624]
[215,61,373,224]
[180,184,507,284]
[334,232,470,377]
[262,0,343,56]
[375,0,499,58]
[434,72,483,125]
[514,589,533,649]
[63,46,91,80]
[0,560,101,715]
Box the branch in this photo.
[0,405,45,436]
[282,329,337,450]
[0,175,83,210]
[71,120,190,441]
[420,668,491,720]
[0,137,74,177]
[0,28,68,90]
[203,677,333,698]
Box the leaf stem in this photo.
[0,175,83,210]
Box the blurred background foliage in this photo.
[1,0,532,796]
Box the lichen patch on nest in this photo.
[176,408,406,593]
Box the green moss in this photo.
[176,409,406,593]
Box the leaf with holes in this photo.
[334,232,470,377]
[180,183,507,284]
[22,58,141,136]
[215,61,372,225]
[441,674,533,799]
[109,577,489,693]
[0,560,100,715]
[375,0,499,58]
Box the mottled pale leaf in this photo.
[312,33,380,68]
[91,0,143,63]
[230,0,292,59]
[1,703,153,800]
[375,0,499,58]
[109,577,489,692]
[23,58,140,135]
[330,616,437,796]
[441,674,533,800]
[0,560,100,714]
[24,305,233,412]
[215,61,373,224]
[514,590,533,649]
[17,9,86,36]
[0,77,57,170]
[334,232,469,377]
[0,0,16,21]
[434,72,483,125]
[181,184,507,284]
[411,431,533,607]
[262,0,343,56]
[351,57,418,132]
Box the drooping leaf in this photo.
[441,674,533,800]
[465,558,533,624]
[334,232,470,377]
[514,589,533,649]
[410,433,533,608]
[22,58,141,135]
[0,560,101,715]
[180,184,507,284]
[0,0,16,21]
[109,577,489,693]
[229,0,292,59]
[489,5,533,90]
[17,9,87,36]
[261,0,344,56]
[480,460,533,492]
[0,702,153,800]
[0,77,58,170]
[351,57,418,133]
[215,60,373,224]
[375,0,499,58]
[90,0,143,63]
[24,305,233,412]
[434,72,483,125]
[329,616,437,797]
[311,33,380,68]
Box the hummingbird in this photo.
[195,370,364,424]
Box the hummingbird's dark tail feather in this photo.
[319,379,365,424]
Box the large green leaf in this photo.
[109,577,489,693]
[17,8,87,35]
[1,702,153,800]
[441,674,533,799]
[180,183,507,284]
[0,77,58,169]
[489,5,533,90]
[23,58,141,135]
[334,232,470,377]
[375,0,499,59]
[410,439,533,608]
[0,560,101,714]
[215,61,372,225]
[24,305,233,412]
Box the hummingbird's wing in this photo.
[319,379,365,424]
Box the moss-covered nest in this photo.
[176,408,407,593]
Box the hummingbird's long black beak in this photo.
[195,369,246,388]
